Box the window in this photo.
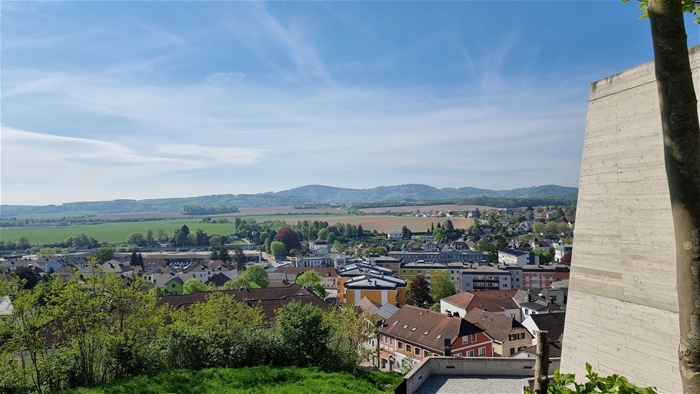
[398,342,403,349]
[415,347,421,356]
[479,347,486,356]
[424,350,431,357]
[467,350,474,357]
[462,336,468,344]
[390,338,394,346]
[471,334,477,342]
[406,344,412,353]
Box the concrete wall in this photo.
[403,356,561,394]
[560,45,700,393]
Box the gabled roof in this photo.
[273,267,338,277]
[381,305,485,353]
[355,296,381,315]
[465,309,526,343]
[344,273,406,290]
[156,283,330,324]
[204,272,231,287]
[374,303,400,319]
[528,313,566,342]
[442,290,519,312]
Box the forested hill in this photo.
[0,184,577,217]
[276,184,578,202]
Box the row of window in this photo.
[454,347,486,357]
[462,334,478,344]
[508,332,526,341]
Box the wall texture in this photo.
[560,45,700,393]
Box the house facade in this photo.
[379,306,493,371]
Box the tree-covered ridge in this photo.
[0,184,577,217]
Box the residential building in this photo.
[497,249,537,266]
[465,309,533,357]
[341,274,407,306]
[387,251,489,264]
[387,231,403,240]
[379,305,493,371]
[522,313,566,346]
[299,253,346,268]
[553,244,573,262]
[461,264,512,291]
[273,266,338,289]
[366,256,402,278]
[440,290,521,321]
[399,261,448,285]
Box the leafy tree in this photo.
[156,228,168,242]
[270,241,286,257]
[137,253,144,268]
[241,265,269,288]
[222,278,260,290]
[36,247,56,258]
[94,247,115,263]
[431,271,457,301]
[408,275,432,306]
[533,222,545,235]
[276,301,329,367]
[144,229,154,245]
[357,224,364,239]
[16,236,30,250]
[233,247,247,271]
[525,209,534,220]
[429,303,441,312]
[296,270,322,287]
[208,235,222,246]
[432,227,444,241]
[126,232,147,246]
[13,266,41,290]
[545,221,559,236]
[401,225,412,240]
[324,304,380,367]
[180,225,190,236]
[209,249,220,261]
[130,251,138,266]
[218,247,231,263]
[182,278,216,294]
[274,227,301,252]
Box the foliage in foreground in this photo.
[0,272,379,394]
[526,363,657,394]
[57,366,403,394]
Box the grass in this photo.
[0,219,238,245]
[57,366,404,394]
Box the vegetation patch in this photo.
[57,366,403,394]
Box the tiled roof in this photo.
[156,283,330,324]
[344,274,406,290]
[442,290,519,312]
[465,309,525,343]
[355,296,381,315]
[381,305,484,353]
[528,313,566,342]
[273,267,338,277]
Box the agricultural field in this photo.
[0,212,474,245]
[358,204,493,214]
[92,206,348,220]
[0,218,239,245]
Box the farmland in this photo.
[0,214,474,245]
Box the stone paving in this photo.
[413,375,525,394]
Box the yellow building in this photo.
[342,274,407,306]
[399,260,449,285]
[337,262,406,306]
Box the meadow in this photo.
[0,213,474,245]
[58,366,403,394]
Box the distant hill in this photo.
[0,184,577,217]
[276,184,578,202]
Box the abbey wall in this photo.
[560,45,700,393]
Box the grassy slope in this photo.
[58,366,403,394]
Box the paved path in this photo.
[414,375,525,394]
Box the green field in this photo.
[0,214,351,245]
[58,366,403,394]
[0,218,238,245]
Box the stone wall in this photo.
[560,45,700,393]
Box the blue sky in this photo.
[2,1,699,205]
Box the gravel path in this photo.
[414,375,525,394]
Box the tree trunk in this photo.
[534,330,549,394]
[648,0,700,392]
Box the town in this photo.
[0,204,573,392]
